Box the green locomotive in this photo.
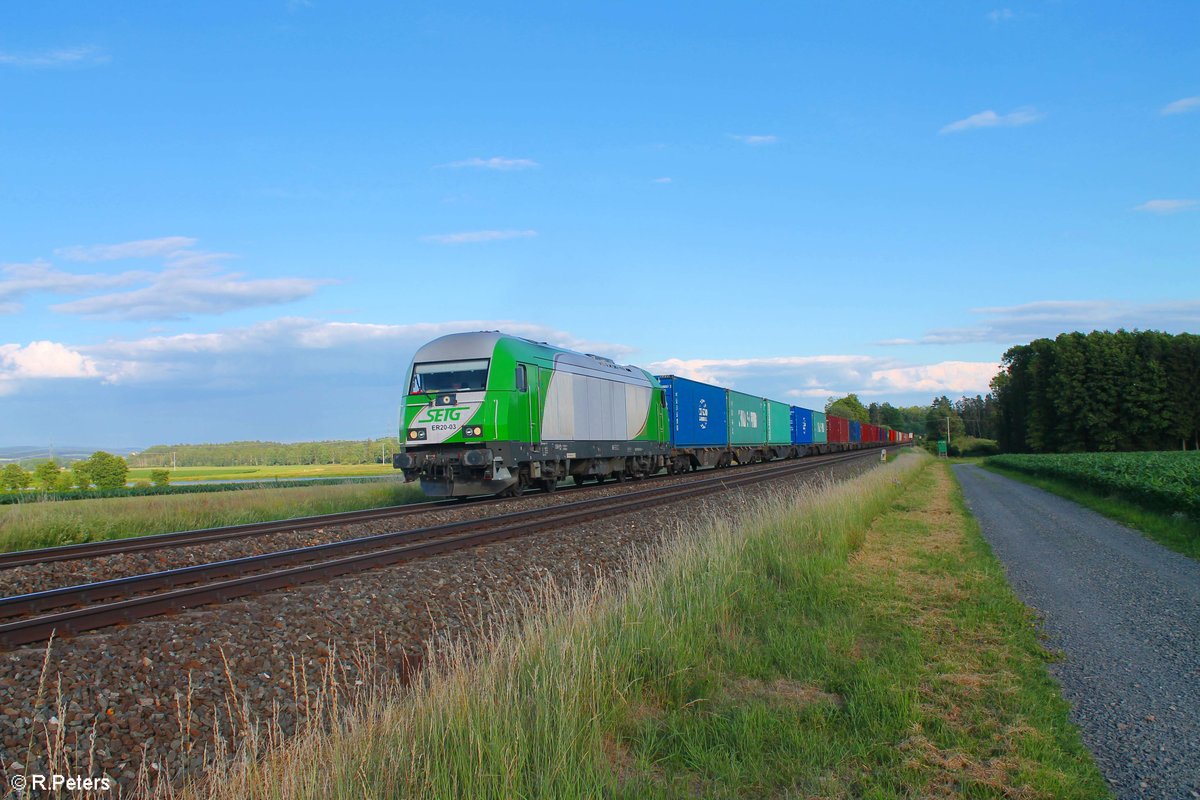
[394,332,670,496]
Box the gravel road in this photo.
[953,465,1200,800]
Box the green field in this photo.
[985,451,1200,517]
[984,454,1200,558]
[126,463,397,483]
[0,480,424,552]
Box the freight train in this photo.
[393,332,911,497]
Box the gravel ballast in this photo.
[0,459,814,599]
[0,455,879,795]
[953,464,1200,800]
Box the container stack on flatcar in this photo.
[395,331,910,497]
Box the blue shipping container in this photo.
[657,375,728,448]
[790,406,815,444]
[849,420,862,442]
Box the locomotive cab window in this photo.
[409,359,489,394]
[515,365,528,392]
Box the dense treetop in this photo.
[991,331,1200,453]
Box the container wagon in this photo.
[766,399,793,458]
[827,415,849,445]
[658,374,729,471]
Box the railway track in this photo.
[0,449,880,650]
[0,451,823,569]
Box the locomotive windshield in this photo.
[409,359,489,393]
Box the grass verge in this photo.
[983,463,1200,560]
[190,453,1106,800]
[0,481,424,553]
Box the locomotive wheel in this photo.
[541,478,557,493]
[614,471,626,483]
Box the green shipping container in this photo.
[812,411,828,444]
[727,390,767,445]
[766,399,791,445]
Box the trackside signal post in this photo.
[937,440,948,458]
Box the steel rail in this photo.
[0,497,461,570]
[0,444,896,569]
[0,450,881,649]
[0,450,869,620]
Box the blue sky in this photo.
[1,1,1197,446]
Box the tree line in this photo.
[991,330,1200,453]
[1,451,140,493]
[825,393,1002,455]
[824,395,931,433]
[133,438,397,468]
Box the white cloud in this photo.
[651,354,872,388]
[0,46,107,68]
[939,107,1043,134]
[56,236,198,262]
[422,229,538,245]
[1133,199,1197,214]
[987,8,1014,22]
[0,341,99,395]
[0,319,999,414]
[4,237,327,320]
[652,177,673,184]
[649,353,998,404]
[443,157,540,171]
[63,319,634,390]
[1161,96,1200,116]
[20,316,989,404]
[881,299,1200,347]
[0,260,148,313]
[730,134,779,146]
[51,266,327,320]
[870,361,1001,395]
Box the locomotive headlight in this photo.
[406,428,427,441]
[463,425,485,438]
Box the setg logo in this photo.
[420,407,467,424]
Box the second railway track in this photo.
[0,450,880,650]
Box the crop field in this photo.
[126,463,397,483]
[985,451,1200,518]
[0,481,424,553]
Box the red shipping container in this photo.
[827,415,849,443]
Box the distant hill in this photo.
[1,438,399,468]
[0,445,142,466]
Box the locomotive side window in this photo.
[409,359,489,393]
[516,364,528,392]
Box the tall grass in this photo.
[187,452,971,798]
[0,481,424,553]
[182,453,1099,796]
